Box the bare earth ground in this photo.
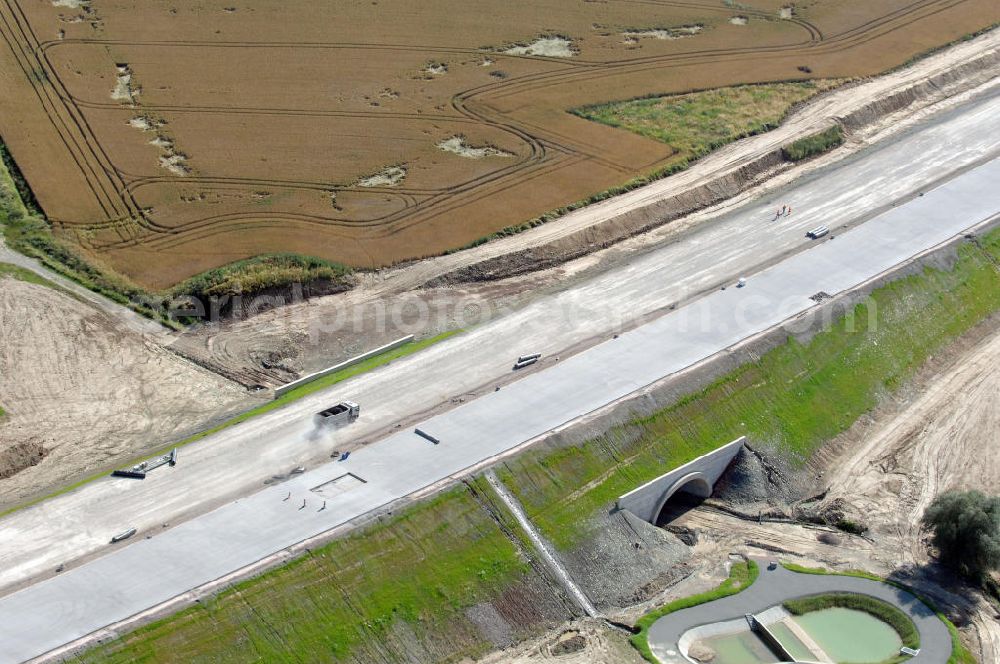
[471,619,637,664]
[172,29,1000,387]
[482,316,1000,664]
[0,25,994,535]
[0,25,995,662]
[0,275,250,507]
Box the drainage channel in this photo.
[484,470,598,618]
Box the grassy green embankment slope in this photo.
[498,229,1000,550]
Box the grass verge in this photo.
[0,330,460,519]
[574,80,841,158]
[630,559,759,662]
[448,80,846,254]
[498,228,1000,550]
[0,261,64,291]
[77,487,531,663]
[0,147,176,326]
[0,138,351,327]
[783,592,919,650]
[780,563,976,664]
[783,125,844,161]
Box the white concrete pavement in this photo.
[1,125,1000,662]
[1,86,999,604]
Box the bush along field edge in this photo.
[0,136,353,328]
[72,225,1000,664]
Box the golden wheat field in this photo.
[0,0,996,288]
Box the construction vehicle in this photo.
[110,527,137,543]
[513,353,541,370]
[316,401,360,426]
[110,448,178,480]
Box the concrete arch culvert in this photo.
[616,437,745,524]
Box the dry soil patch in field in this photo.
[2,0,996,288]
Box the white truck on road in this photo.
[316,401,360,426]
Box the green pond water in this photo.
[793,607,902,663]
[696,631,779,664]
[768,621,815,662]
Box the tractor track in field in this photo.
[0,0,991,274]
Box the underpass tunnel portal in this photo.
[615,437,745,525]
[654,472,713,526]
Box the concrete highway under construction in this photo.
[1,85,1000,663]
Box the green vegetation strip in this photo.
[0,141,39,216]
[497,228,1000,551]
[79,487,530,663]
[783,592,919,651]
[170,253,352,303]
[0,139,351,328]
[574,81,841,159]
[448,80,845,254]
[780,563,976,664]
[783,125,844,162]
[0,330,459,519]
[0,261,63,291]
[631,560,759,663]
[0,161,176,327]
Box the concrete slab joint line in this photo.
[484,470,598,618]
[616,437,746,523]
[2,106,1000,663]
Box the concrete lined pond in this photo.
[646,559,951,664]
[694,630,780,664]
[793,607,903,663]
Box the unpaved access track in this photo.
[173,29,1000,388]
[824,327,1000,573]
[3,0,997,285]
[819,321,1000,661]
[607,318,1000,664]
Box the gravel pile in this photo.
[712,444,805,507]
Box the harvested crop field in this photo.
[0,0,997,288]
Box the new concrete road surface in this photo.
[647,560,951,664]
[3,136,1000,663]
[3,87,999,602]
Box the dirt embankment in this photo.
[168,31,1000,391]
[429,46,1000,287]
[479,325,1000,664]
[0,441,47,481]
[470,224,1000,664]
[0,276,253,508]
